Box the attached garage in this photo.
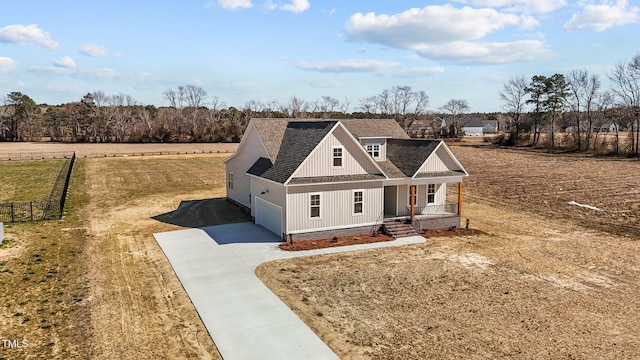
[254,197,282,238]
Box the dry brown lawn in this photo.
[1,143,232,360]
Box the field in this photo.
[0,160,65,202]
[454,144,640,237]
[1,141,639,359]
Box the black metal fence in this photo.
[0,151,75,161]
[0,153,76,223]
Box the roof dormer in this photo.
[359,137,389,162]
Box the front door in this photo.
[383,186,397,217]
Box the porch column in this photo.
[410,185,415,222]
[457,182,463,216]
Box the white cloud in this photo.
[455,0,567,13]
[301,76,341,88]
[30,65,72,75]
[280,0,310,13]
[344,5,551,65]
[295,59,400,73]
[264,0,309,13]
[0,24,60,50]
[80,43,112,57]
[564,0,640,32]
[215,0,252,10]
[324,8,336,16]
[387,67,446,77]
[0,57,18,73]
[294,58,444,77]
[414,39,554,65]
[345,5,524,46]
[54,56,77,69]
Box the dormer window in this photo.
[366,144,380,159]
[332,146,343,167]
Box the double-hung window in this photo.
[332,147,343,167]
[227,173,234,190]
[353,190,363,215]
[310,193,321,219]
[427,184,436,204]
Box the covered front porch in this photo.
[382,181,463,220]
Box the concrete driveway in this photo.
[154,222,425,360]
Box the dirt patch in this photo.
[422,227,486,238]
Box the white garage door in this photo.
[254,197,282,238]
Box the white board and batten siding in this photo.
[286,182,383,234]
[418,145,462,174]
[225,126,270,208]
[291,125,379,179]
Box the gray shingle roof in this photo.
[376,160,405,179]
[260,121,337,183]
[288,174,385,185]
[251,118,409,161]
[386,139,440,177]
[414,170,466,178]
[252,119,290,161]
[246,157,273,176]
[338,119,410,139]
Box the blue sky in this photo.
[0,0,638,112]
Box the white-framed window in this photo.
[310,193,321,219]
[332,146,343,167]
[353,190,364,215]
[365,144,380,159]
[427,184,436,204]
[227,172,234,190]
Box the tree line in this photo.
[500,53,640,156]
[0,85,440,144]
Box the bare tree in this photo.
[376,89,393,116]
[182,84,207,109]
[500,75,528,143]
[439,99,470,137]
[358,96,378,115]
[609,54,640,156]
[339,96,351,116]
[287,96,308,118]
[319,96,340,118]
[413,90,429,118]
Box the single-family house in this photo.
[224,118,469,241]
[439,117,498,137]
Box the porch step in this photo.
[382,219,419,238]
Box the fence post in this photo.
[30,202,33,221]
[11,203,14,223]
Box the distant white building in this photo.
[440,118,498,137]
